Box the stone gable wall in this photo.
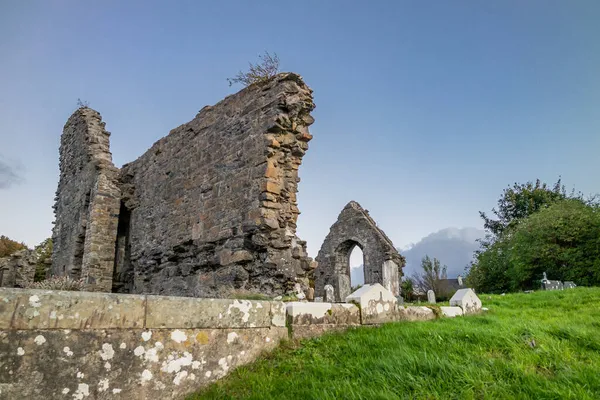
[315,201,405,299]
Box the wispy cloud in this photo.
[0,155,24,189]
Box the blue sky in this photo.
[1,1,599,258]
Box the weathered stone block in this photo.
[270,301,286,327]
[397,306,436,321]
[345,283,398,324]
[145,297,272,329]
[440,306,463,318]
[286,302,360,326]
[0,288,145,330]
[449,288,482,314]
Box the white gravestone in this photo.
[427,290,436,304]
[324,284,335,303]
[449,288,482,314]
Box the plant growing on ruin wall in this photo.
[76,98,89,109]
[227,51,280,87]
[25,276,85,291]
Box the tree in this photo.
[227,52,280,87]
[32,238,52,282]
[479,178,568,239]
[465,237,511,293]
[467,199,600,292]
[508,200,600,289]
[466,178,597,293]
[400,278,415,302]
[0,235,27,258]
[414,256,452,299]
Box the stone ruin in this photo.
[0,250,38,288]
[50,73,316,297]
[314,201,405,301]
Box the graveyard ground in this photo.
[188,287,600,400]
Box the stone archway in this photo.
[315,201,405,301]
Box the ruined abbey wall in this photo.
[51,73,316,297]
[51,109,121,292]
[119,73,315,297]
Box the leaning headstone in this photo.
[324,285,335,303]
[427,290,436,304]
[449,288,482,314]
[564,281,577,289]
[332,274,351,302]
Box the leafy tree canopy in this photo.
[467,199,600,292]
[0,235,27,258]
[479,179,569,239]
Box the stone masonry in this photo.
[51,73,316,297]
[51,109,121,292]
[0,249,37,288]
[315,201,405,300]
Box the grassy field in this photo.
[188,288,600,400]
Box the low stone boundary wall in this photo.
[0,287,481,399]
[0,288,286,400]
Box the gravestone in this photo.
[427,290,436,304]
[324,285,335,303]
[294,283,306,300]
[449,288,482,314]
[333,274,351,302]
[564,281,577,289]
[306,287,315,301]
[314,296,324,303]
[542,280,563,291]
[346,283,398,324]
[382,260,399,296]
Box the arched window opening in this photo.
[349,245,365,290]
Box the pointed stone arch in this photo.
[315,201,405,301]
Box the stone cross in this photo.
[324,284,335,303]
[427,289,436,304]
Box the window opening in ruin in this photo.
[112,202,133,293]
[349,245,365,290]
[71,191,91,279]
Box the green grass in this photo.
[188,288,600,400]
